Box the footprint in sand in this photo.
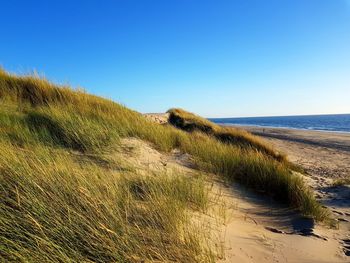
[342,239,350,257]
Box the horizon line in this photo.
[207,112,350,119]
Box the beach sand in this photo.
[216,126,350,262]
[144,114,350,261]
[239,126,350,242]
[118,135,350,262]
[238,126,350,179]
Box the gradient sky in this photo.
[1,0,349,117]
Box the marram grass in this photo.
[0,69,329,262]
[167,108,286,162]
[0,141,213,262]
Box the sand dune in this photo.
[122,128,349,262]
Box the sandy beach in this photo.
[144,115,350,261]
[238,126,350,179]
[121,129,350,262]
[238,126,350,225]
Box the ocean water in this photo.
[209,114,350,133]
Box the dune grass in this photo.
[167,108,286,162]
[167,108,308,175]
[0,69,329,261]
[0,141,212,262]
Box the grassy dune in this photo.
[0,69,328,261]
[167,108,286,162]
[0,142,211,262]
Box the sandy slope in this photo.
[215,183,347,263]
[238,125,350,259]
[116,134,349,262]
[238,128,350,219]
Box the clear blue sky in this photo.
[1,0,349,117]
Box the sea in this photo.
[209,114,350,133]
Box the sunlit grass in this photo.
[0,141,213,262]
[0,68,330,261]
[167,108,286,162]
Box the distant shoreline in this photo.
[231,125,350,152]
[219,123,350,135]
[210,113,350,134]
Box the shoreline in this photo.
[219,123,350,135]
[233,125,350,176]
[232,125,350,153]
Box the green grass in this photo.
[0,68,329,261]
[167,108,286,162]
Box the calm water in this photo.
[210,114,350,133]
